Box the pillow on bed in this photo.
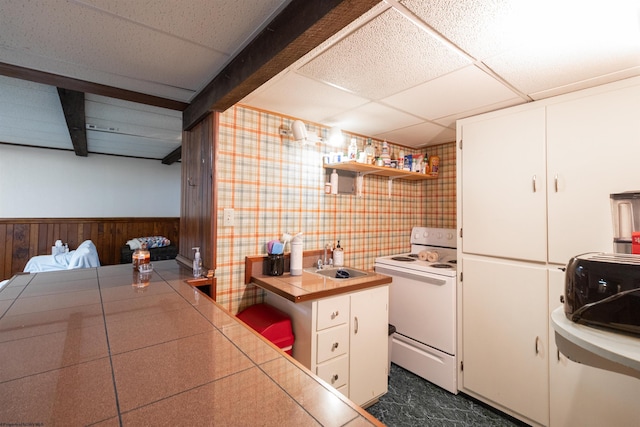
[126,236,171,250]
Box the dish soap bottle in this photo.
[192,247,202,278]
[333,240,344,267]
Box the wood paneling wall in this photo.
[0,217,179,280]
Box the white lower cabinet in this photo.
[461,256,549,426]
[265,285,389,407]
[548,268,640,426]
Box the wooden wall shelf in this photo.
[323,161,437,181]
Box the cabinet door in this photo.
[461,256,548,425]
[349,286,388,407]
[460,108,547,262]
[547,83,640,264]
[548,267,640,426]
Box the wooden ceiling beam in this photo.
[161,146,182,165]
[57,88,88,157]
[183,0,381,130]
[0,62,188,111]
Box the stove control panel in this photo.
[411,227,456,248]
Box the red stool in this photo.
[237,303,294,355]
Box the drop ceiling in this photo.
[0,0,639,158]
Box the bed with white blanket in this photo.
[23,240,101,273]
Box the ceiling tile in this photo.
[402,0,536,60]
[432,98,526,128]
[298,8,470,100]
[382,65,523,120]
[79,0,287,55]
[325,102,423,137]
[240,71,370,124]
[375,121,455,148]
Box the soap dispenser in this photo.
[192,247,202,278]
[333,240,344,267]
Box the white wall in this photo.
[0,145,181,217]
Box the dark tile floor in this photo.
[366,364,527,427]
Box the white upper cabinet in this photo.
[460,107,547,262]
[546,83,640,264]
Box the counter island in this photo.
[0,260,383,426]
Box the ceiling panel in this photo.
[0,76,71,150]
[325,102,423,136]
[240,71,370,124]
[298,7,470,100]
[381,65,523,121]
[375,121,455,148]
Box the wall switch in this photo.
[223,208,234,227]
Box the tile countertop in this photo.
[250,270,392,303]
[0,260,384,426]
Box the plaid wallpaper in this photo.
[216,105,456,313]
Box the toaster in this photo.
[565,253,640,336]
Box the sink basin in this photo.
[307,267,370,280]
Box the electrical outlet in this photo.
[223,208,234,227]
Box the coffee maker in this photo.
[610,191,640,253]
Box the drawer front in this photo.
[316,354,349,389]
[316,324,349,363]
[316,295,349,331]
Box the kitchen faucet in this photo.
[318,243,333,269]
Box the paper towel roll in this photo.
[426,251,439,262]
[418,250,429,261]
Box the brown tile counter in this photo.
[250,270,392,302]
[0,260,383,426]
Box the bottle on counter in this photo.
[192,247,202,277]
[333,240,344,267]
[290,234,303,276]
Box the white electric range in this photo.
[374,227,458,394]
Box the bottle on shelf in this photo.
[330,169,339,195]
[381,140,391,167]
[348,138,358,160]
[364,138,375,164]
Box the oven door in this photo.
[375,263,455,355]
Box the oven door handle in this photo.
[374,265,448,286]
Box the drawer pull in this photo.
[331,311,339,320]
[331,374,339,384]
[331,342,339,351]
[354,316,359,334]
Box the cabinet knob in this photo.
[331,311,339,319]
[331,374,339,384]
[332,342,339,351]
